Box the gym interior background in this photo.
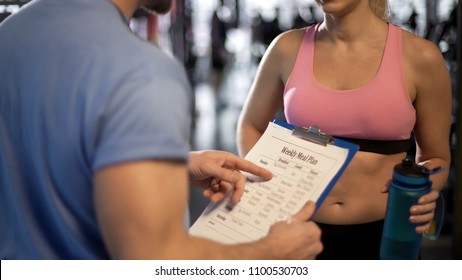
[1,0,460,260]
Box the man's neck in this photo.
[110,0,138,18]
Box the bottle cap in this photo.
[393,158,442,185]
[395,158,429,178]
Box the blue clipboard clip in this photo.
[273,119,336,146]
[292,126,335,146]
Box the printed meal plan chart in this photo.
[189,122,355,244]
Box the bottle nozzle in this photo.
[424,166,444,175]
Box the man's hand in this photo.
[188,150,272,204]
[261,201,323,260]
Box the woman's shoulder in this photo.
[260,26,314,84]
[268,26,311,56]
[400,26,450,98]
[279,25,317,41]
[401,28,445,69]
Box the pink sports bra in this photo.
[283,24,416,143]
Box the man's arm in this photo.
[94,160,322,259]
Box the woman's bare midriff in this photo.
[312,151,407,225]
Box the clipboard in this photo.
[272,119,359,208]
[189,120,359,244]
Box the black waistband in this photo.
[335,137,411,155]
[316,220,384,260]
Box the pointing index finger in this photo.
[225,154,273,181]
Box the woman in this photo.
[236,0,451,259]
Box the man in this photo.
[0,0,322,259]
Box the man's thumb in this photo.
[291,200,316,222]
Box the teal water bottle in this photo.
[380,158,440,260]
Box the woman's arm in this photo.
[237,30,305,156]
[404,33,452,233]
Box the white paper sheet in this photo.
[189,122,350,244]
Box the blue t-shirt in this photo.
[0,0,192,259]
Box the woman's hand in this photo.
[382,182,439,234]
[410,189,439,234]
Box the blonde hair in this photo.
[369,0,390,21]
